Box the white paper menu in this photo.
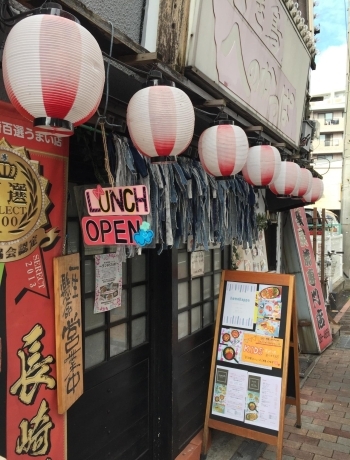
[222,281,257,329]
[244,373,282,431]
[212,366,248,421]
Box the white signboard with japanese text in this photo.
[187,0,311,147]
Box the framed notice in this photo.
[54,253,83,414]
[202,271,300,460]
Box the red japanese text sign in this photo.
[290,208,332,351]
[0,101,68,460]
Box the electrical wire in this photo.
[193,107,219,117]
[102,20,114,118]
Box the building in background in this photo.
[310,90,345,216]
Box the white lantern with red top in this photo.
[242,144,281,187]
[291,168,313,198]
[126,71,195,163]
[269,161,301,197]
[198,116,249,178]
[2,4,105,136]
[303,177,324,203]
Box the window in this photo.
[320,134,333,146]
[177,247,224,339]
[83,252,149,369]
[317,155,333,161]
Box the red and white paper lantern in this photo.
[269,162,300,197]
[127,85,194,161]
[2,13,105,136]
[291,168,313,198]
[303,177,324,203]
[198,123,249,177]
[242,145,281,187]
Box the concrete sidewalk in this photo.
[258,303,350,460]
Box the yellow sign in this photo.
[241,333,283,368]
[0,139,52,262]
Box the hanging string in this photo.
[100,122,114,186]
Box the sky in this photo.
[310,0,348,95]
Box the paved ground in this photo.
[258,299,350,460]
[205,296,350,460]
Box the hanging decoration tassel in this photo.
[100,122,115,186]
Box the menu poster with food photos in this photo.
[94,253,122,313]
[203,271,300,459]
[290,208,332,352]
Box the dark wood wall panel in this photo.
[175,338,214,453]
[86,416,149,460]
[68,359,149,460]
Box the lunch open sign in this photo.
[82,185,152,246]
[85,184,149,216]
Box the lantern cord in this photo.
[100,122,115,186]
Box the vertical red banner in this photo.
[0,101,69,460]
[290,208,332,352]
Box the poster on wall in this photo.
[0,101,69,460]
[94,253,122,313]
[190,251,205,278]
[235,231,268,272]
[289,208,332,352]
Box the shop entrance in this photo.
[64,188,229,459]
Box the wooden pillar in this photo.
[157,0,191,73]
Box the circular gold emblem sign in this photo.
[0,148,43,242]
[0,140,51,262]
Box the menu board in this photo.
[202,271,300,460]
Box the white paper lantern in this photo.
[303,177,324,203]
[242,145,281,187]
[291,168,313,197]
[198,123,249,177]
[269,162,300,197]
[2,12,105,136]
[127,84,194,162]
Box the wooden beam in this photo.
[157,0,191,73]
[244,126,264,132]
[272,143,286,148]
[202,99,226,107]
[118,52,162,66]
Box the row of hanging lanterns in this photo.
[1,4,323,204]
[126,80,323,202]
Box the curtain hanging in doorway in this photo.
[110,135,258,253]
